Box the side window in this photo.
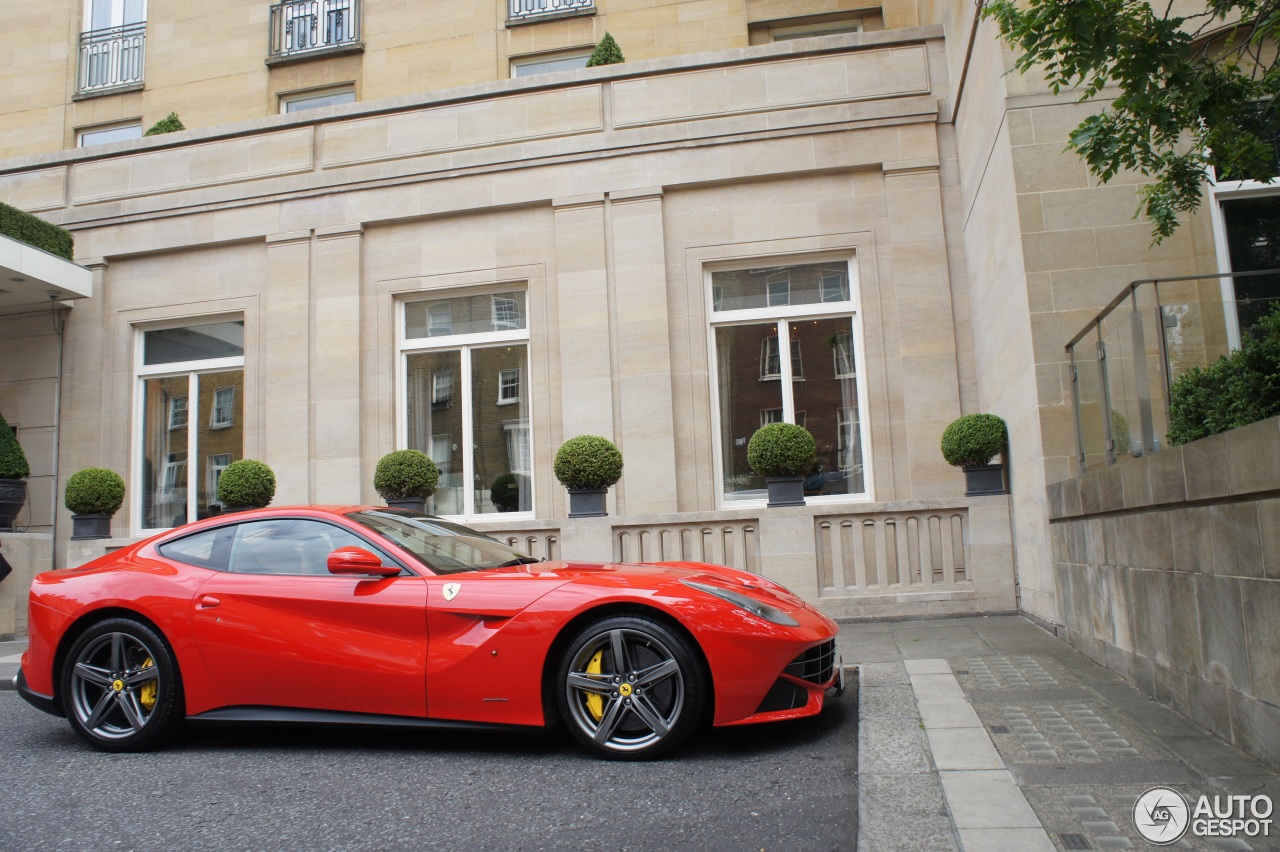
[228,518,391,575]
[158,525,235,571]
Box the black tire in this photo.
[60,618,184,752]
[555,615,706,760]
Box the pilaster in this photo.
[311,224,364,505]
[263,230,312,504]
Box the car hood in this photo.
[494,558,810,610]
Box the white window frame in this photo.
[432,370,454,406]
[503,420,532,475]
[1206,175,1280,351]
[706,255,873,507]
[833,331,856,378]
[77,121,143,147]
[207,453,232,505]
[766,273,791,307]
[510,49,592,78]
[132,319,244,535]
[498,368,521,404]
[430,434,452,473]
[492,296,520,330]
[428,303,453,336]
[397,289,534,521]
[279,86,356,114]
[759,336,803,380]
[161,453,186,494]
[767,17,863,41]
[210,386,234,429]
[820,271,848,303]
[168,395,188,430]
[83,0,146,31]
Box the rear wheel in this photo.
[61,618,184,752]
[556,615,705,760]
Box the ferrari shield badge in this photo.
[443,582,461,601]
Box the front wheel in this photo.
[61,618,184,752]
[556,615,706,760]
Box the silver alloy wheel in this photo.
[68,631,161,741]
[564,626,686,754]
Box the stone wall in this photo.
[0,534,51,640]
[1046,415,1280,768]
[57,496,1018,626]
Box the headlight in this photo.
[682,579,800,626]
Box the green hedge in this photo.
[940,413,1007,467]
[216,459,276,508]
[747,422,817,478]
[1168,307,1280,445]
[374,449,439,499]
[0,411,29,479]
[554,435,623,489]
[586,33,624,67]
[144,112,185,136]
[0,203,73,260]
[65,468,126,515]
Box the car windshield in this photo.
[346,509,539,575]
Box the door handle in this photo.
[197,595,221,609]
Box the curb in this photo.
[856,659,961,852]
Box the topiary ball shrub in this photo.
[747,422,817,478]
[490,472,527,512]
[0,411,29,479]
[554,435,623,490]
[144,112,185,136]
[374,449,439,500]
[65,467,126,516]
[586,32,624,67]
[216,459,276,508]
[940,413,1008,467]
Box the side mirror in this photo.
[327,546,399,578]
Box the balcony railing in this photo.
[268,0,360,59]
[1065,270,1280,472]
[508,0,594,23]
[78,22,146,94]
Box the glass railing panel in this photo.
[1070,331,1109,473]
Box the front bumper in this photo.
[15,668,63,717]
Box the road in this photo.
[0,689,855,851]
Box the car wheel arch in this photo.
[52,607,174,712]
[538,602,714,731]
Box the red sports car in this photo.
[16,507,842,759]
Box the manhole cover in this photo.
[988,725,1011,734]
[1059,833,1091,850]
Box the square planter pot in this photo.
[70,513,113,540]
[385,497,427,513]
[0,478,26,530]
[567,487,608,518]
[962,464,1006,496]
[765,475,806,508]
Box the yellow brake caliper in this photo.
[138,657,157,711]
[584,649,604,722]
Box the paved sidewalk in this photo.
[846,616,1280,852]
[0,639,24,689]
[8,616,1279,850]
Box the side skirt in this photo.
[186,705,545,735]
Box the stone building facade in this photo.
[0,0,1243,641]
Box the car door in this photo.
[189,516,429,717]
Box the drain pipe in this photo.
[48,295,65,573]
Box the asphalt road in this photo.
[0,689,856,851]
